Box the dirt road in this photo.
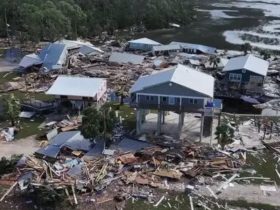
[0,135,40,158]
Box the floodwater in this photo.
[138,0,274,50]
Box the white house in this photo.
[46,76,107,109]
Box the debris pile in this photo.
[0,142,246,207]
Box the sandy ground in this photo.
[140,111,218,145]
[0,135,40,158]
[0,59,18,73]
[195,182,280,207]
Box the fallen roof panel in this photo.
[109,52,145,65]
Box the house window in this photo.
[162,97,167,102]
[190,99,198,104]
[168,97,176,105]
[229,73,242,82]
[250,75,262,82]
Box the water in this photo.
[139,0,277,50]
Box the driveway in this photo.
[0,59,18,73]
[0,135,40,158]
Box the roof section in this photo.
[170,41,217,54]
[222,54,269,76]
[153,44,181,52]
[19,53,42,68]
[46,76,106,98]
[39,43,68,72]
[109,52,145,65]
[130,64,214,98]
[128,37,161,45]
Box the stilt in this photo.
[162,111,165,124]
[157,111,162,135]
[200,113,204,142]
[136,109,142,135]
[178,112,184,131]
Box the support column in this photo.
[136,109,142,135]
[141,109,146,123]
[200,113,205,142]
[178,112,185,132]
[162,111,165,124]
[157,111,162,135]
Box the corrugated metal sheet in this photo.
[35,131,92,159]
[130,64,214,98]
[19,53,42,68]
[46,76,106,98]
[222,54,269,76]
[109,52,145,65]
[39,43,68,72]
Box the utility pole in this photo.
[4,8,10,46]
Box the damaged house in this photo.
[46,75,107,110]
[130,64,220,139]
[170,41,217,55]
[222,54,269,94]
[128,37,161,51]
[18,39,103,72]
[35,131,92,160]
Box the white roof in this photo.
[46,76,106,98]
[153,44,181,52]
[130,64,214,97]
[19,53,42,68]
[109,52,145,65]
[223,54,269,76]
[56,39,104,53]
[128,37,161,46]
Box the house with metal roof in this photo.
[170,41,217,55]
[130,64,219,138]
[18,39,103,72]
[152,44,181,56]
[109,52,145,65]
[222,54,269,94]
[46,76,107,110]
[128,37,161,51]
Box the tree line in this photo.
[0,0,195,43]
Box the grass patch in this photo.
[227,200,279,210]
[16,117,45,139]
[0,72,18,84]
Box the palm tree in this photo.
[215,121,234,149]
[209,55,221,69]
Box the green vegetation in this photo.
[81,104,117,142]
[3,93,20,126]
[112,104,136,131]
[16,117,45,139]
[0,155,22,176]
[215,119,234,149]
[0,0,195,42]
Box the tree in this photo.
[260,50,271,60]
[116,86,128,105]
[241,42,252,55]
[4,94,20,126]
[80,107,102,141]
[215,120,234,149]
[81,104,117,142]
